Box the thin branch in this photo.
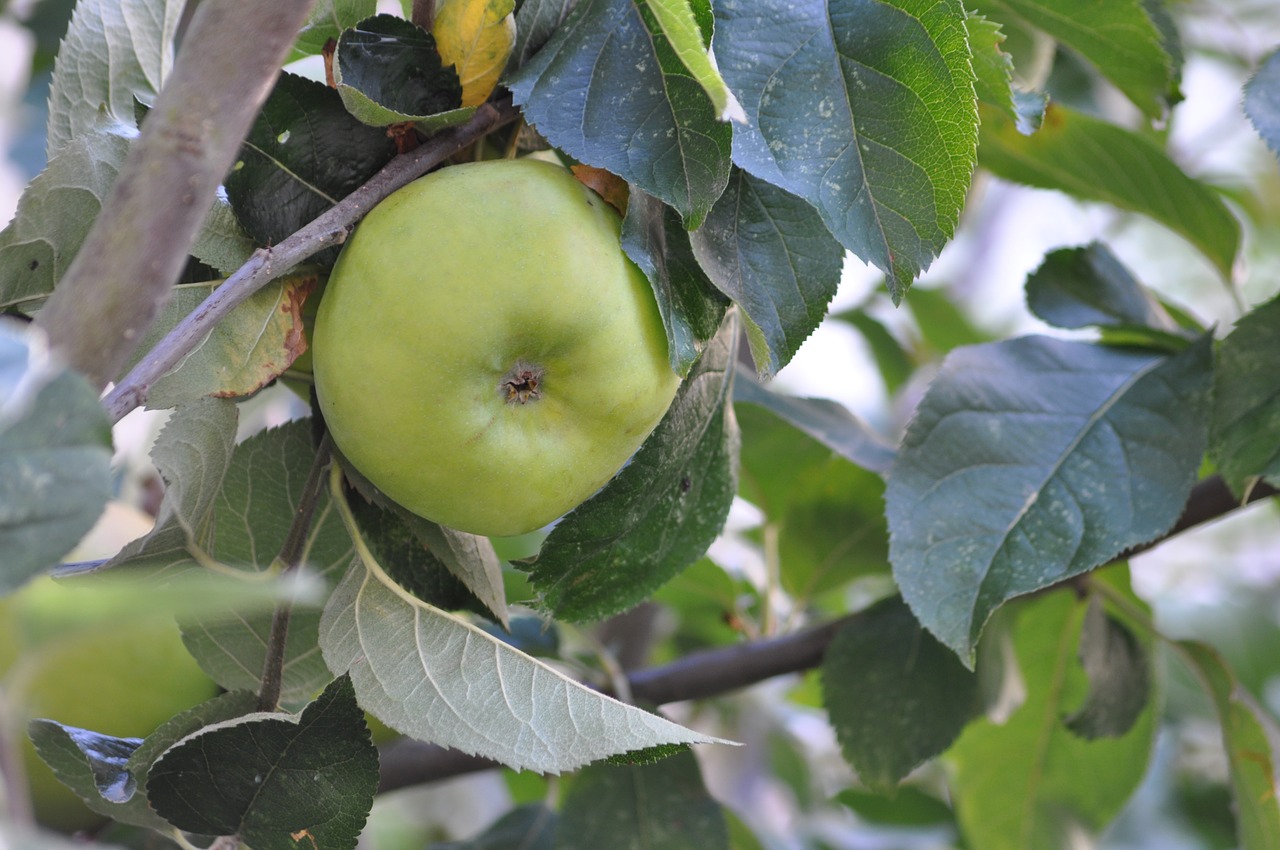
[103,95,520,424]
[376,473,1277,793]
[257,434,333,712]
[35,0,318,389]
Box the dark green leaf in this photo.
[836,787,956,827]
[1025,242,1183,335]
[689,168,844,378]
[733,375,896,475]
[30,690,257,831]
[225,72,397,265]
[622,190,730,376]
[347,492,487,614]
[972,0,1173,118]
[948,574,1158,850]
[334,14,472,129]
[147,675,378,850]
[716,0,977,300]
[558,750,728,850]
[506,0,732,227]
[1064,598,1150,739]
[430,805,557,850]
[1179,642,1280,850]
[979,102,1241,280]
[887,335,1212,660]
[1245,49,1280,162]
[510,0,576,68]
[0,322,112,591]
[822,597,979,792]
[526,318,738,621]
[1210,293,1280,493]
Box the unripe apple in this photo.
[312,159,679,537]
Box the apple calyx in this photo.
[502,360,544,404]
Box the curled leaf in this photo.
[434,0,517,107]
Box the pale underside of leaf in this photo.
[47,0,186,156]
[319,555,731,773]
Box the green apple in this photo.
[2,578,220,832]
[312,158,680,537]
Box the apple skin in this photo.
[312,159,680,537]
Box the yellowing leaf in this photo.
[433,0,516,107]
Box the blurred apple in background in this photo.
[1,502,220,832]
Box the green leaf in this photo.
[1178,642,1280,850]
[735,400,890,600]
[906,286,991,355]
[1210,293,1280,494]
[0,127,131,312]
[0,322,112,592]
[126,273,316,410]
[557,750,728,850]
[225,72,397,265]
[170,419,352,704]
[147,676,378,850]
[291,0,377,61]
[621,190,730,376]
[190,196,257,277]
[1063,597,1150,739]
[979,102,1241,280]
[947,579,1158,850]
[29,691,257,831]
[836,787,956,828]
[887,335,1212,660]
[334,14,474,129]
[715,0,978,300]
[429,804,557,850]
[45,0,184,154]
[319,551,731,772]
[689,168,845,378]
[972,0,1172,118]
[403,510,510,627]
[822,597,979,792]
[506,0,732,228]
[104,397,239,572]
[733,375,896,475]
[1025,242,1184,336]
[1245,49,1280,163]
[639,0,744,122]
[345,492,493,618]
[966,13,1044,133]
[525,317,738,622]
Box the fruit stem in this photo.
[257,434,333,712]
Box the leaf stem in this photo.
[257,433,333,712]
[103,95,520,423]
